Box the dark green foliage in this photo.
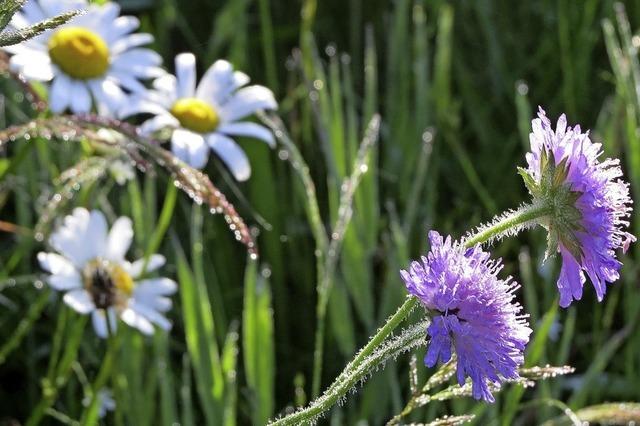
[1,0,640,425]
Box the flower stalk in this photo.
[271,202,553,425]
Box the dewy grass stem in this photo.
[271,202,552,425]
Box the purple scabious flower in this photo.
[523,107,635,307]
[400,231,531,402]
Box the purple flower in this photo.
[523,107,635,307]
[401,231,531,402]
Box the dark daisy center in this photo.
[82,259,134,309]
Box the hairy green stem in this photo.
[272,202,552,425]
[271,322,427,426]
[464,202,552,247]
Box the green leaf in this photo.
[517,166,539,197]
[172,235,223,425]
[222,323,239,426]
[242,258,275,425]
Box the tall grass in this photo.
[1,0,640,424]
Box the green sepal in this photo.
[518,166,539,197]
[523,147,586,262]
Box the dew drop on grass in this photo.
[261,267,272,278]
[278,150,289,161]
[325,44,336,57]
[516,80,529,95]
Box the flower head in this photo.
[38,208,177,337]
[5,0,164,115]
[119,53,278,181]
[522,107,635,307]
[401,231,531,402]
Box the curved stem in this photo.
[271,322,427,426]
[273,202,552,424]
[464,202,552,247]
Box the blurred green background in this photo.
[1,0,640,424]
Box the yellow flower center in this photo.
[170,98,220,133]
[48,27,110,80]
[82,259,134,309]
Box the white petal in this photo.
[135,277,177,295]
[104,16,140,44]
[37,252,76,275]
[232,72,250,91]
[139,114,179,135]
[4,40,45,55]
[219,85,277,122]
[91,308,117,339]
[95,2,121,28]
[89,78,126,116]
[37,252,82,291]
[50,207,106,267]
[175,53,196,99]
[196,60,249,105]
[118,96,169,119]
[86,210,109,259]
[111,33,154,56]
[13,56,55,82]
[20,2,46,23]
[9,50,50,70]
[105,217,133,262]
[126,254,166,278]
[63,290,95,314]
[108,71,146,93]
[207,133,251,181]
[121,307,154,335]
[129,300,171,330]
[9,11,30,30]
[70,81,92,114]
[112,49,162,71]
[50,207,89,265]
[48,274,82,291]
[143,296,172,312]
[48,74,72,113]
[152,74,177,95]
[40,0,85,17]
[217,122,275,147]
[171,129,208,169]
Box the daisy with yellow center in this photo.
[38,208,177,338]
[4,0,164,115]
[119,53,278,181]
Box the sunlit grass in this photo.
[1,0,639,424]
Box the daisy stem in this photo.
[79,322,120,424]
[142,182,178,274]
[271,202,552,425]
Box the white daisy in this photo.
[4,0,164,115]
[119,52,278,181]
[38,208,177,338]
